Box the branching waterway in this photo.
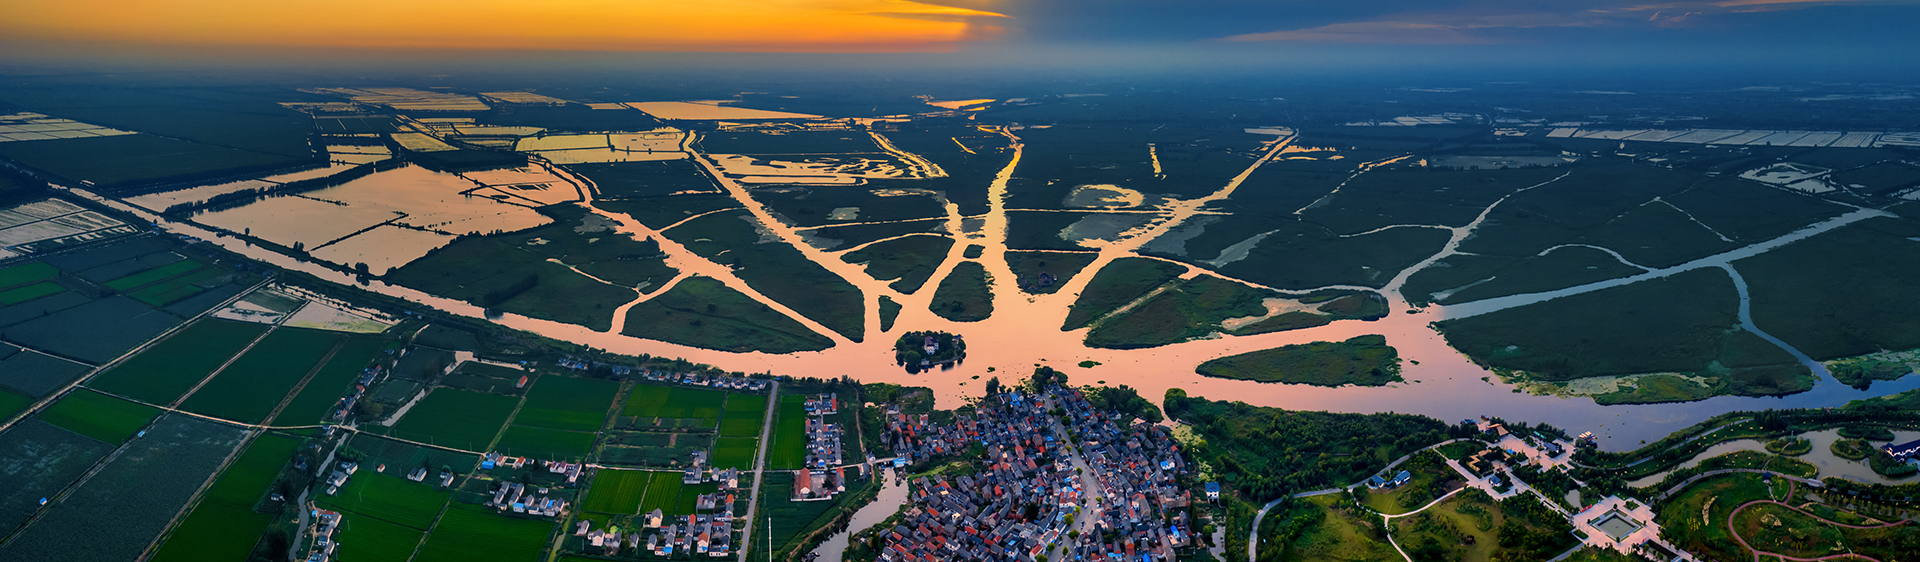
[56,128,1920,450]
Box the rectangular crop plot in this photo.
[1,295,184,364]
[712,437,759,470]
[0,350,88,398]
[0,262,59,289]
[720,392,769,438]
[179,327,343,423]
[88,318,267,404]
[388,389,519,451]
[581,469,652,514]
[150,433,300,562]
[0,415,246,562]
[495,425,595,460]
[0,388,29,422]
[0,282,64,305]
[347,434,479,477]
[104,259,204,291]
[127,267,224,307]
[332,513,426,562]
[0,420,114,536]
[513,375,618,431]
[320,473,454,530]
[413,503,555,562]
[638,473,684,514]
[39,389,161,444]
[623,384,726,419]
[271,336,389,425]
[767,395,808,470]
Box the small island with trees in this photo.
[893,330,966,373]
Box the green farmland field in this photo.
[0,387,30,422]
[767,395,808,470]
[623,384,727,419]
[495,425,596,460]
[581,469,652,514]
[388,389,519,451]
[332,514,426,562]
[150,433,300,562]
[39,389,161,444]
[271,336,388,425]
[127,267,225,306]
[88,319,268,404]
[0,262,59,289]
[179,327,342,423]
[513,375,618,431]
[414,503,555,562]
[103,259,203,291]
[320,473,453,530]
[713,437,759,469]
[149,504,270,562]
[720,392,769,438]
[638,473,684,513]
[0,282,64,305]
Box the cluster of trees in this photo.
[1080,384,1162,424]
[1164,388,1461,502]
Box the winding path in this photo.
[1725,480,1905,562]
[1248,438,1471,562]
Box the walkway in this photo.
[1654,468,1823,503]
[1248,438,1470,562]
[1726,480,1904,562]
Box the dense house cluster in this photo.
[805,393,845,470]
[873,386,1193,562]
[794,466,848,501]
[1051,389,1194,562]
[575,512,735,558]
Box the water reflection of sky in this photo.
[72,127,1920,452]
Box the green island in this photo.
[1194,334,1402,386]
[892,330,966,373]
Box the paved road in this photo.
[737,380,780,562]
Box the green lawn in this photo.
[38,389,162,444]
[388,389,520,451]
[88,319,268,404]
[581,469,652,514]
[413,503,555,562]
[767,395,808,470]
[495,425,596,460]
[319,473,454,530]
[513,375,618,431]
[179,327,342,423]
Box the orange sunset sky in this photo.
[2,0,1011,52]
